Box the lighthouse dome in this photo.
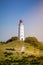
[20,20,23,23]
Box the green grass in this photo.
[0,41,43,65]
[0,40,43,59]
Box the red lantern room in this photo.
[19,19,24,25]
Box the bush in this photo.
[4,52,13,57]
[6,48,15,51]
[6,36,19,43]
[24,37,39,46]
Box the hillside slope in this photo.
[0,40,43,59]
[0,41,43,65]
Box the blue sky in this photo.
[0,0,43,42]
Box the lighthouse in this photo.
[18,20,24,40]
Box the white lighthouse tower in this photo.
[18,19,24,40]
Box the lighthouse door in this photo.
[21,38,23,40]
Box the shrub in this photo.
[6,36,19,43]
[24,37,39,46]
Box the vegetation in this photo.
[0,55,43,65]
[0,36,43,65]
[6,36,19,43]
[24,37,43,50]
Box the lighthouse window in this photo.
[21,35,23,37]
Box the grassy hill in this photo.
[0,39,43,65]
